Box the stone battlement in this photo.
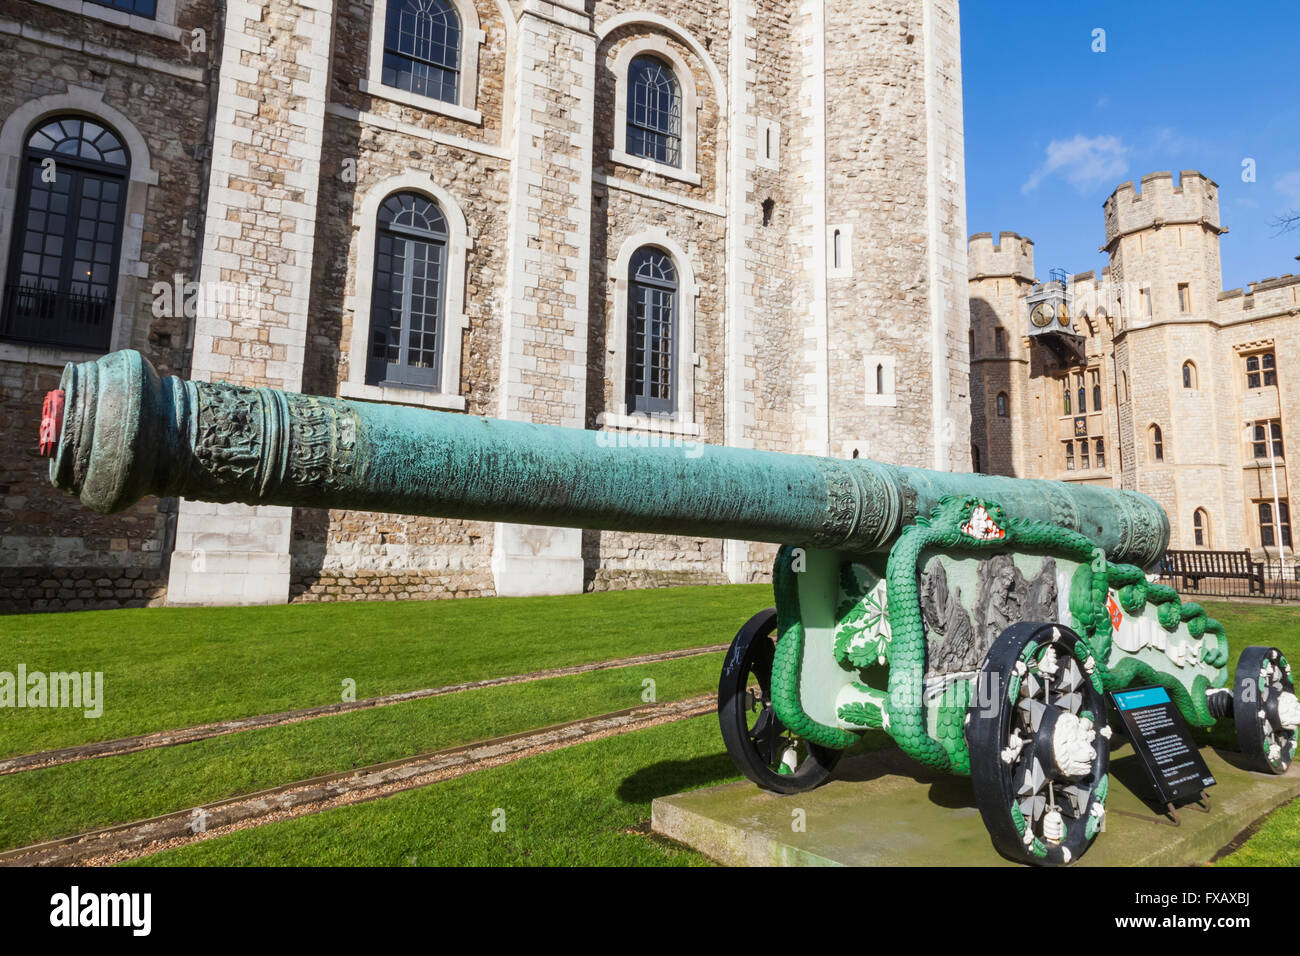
[968,231,1035,281]
[1104,170,1221,245]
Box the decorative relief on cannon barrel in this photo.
[1042,483,1079,533]
[281,394,360,500]
[1119,491,1168,569]
[812,460,861,548]
[188,383,268,502]
[181,383,362,506]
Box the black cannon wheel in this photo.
[717,608,843,794]
[968,622,1110,866]
[1234,646,1297,774]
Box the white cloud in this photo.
[1276,170,1300,205]
[1022,134,1130,195]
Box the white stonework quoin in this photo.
[167,0,336,606]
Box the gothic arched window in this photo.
[1193,508,1210,548]
[627,56,682,168]
[626,246,678,414]
[367,192,449,389]
[1150,424,1164,462]
[382,0,462,104]
[3,115,128,352]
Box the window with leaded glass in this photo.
[1245,351,1277,389]
[1252,420,1284,460]
[2,115,129,352]
[626,247,678,415]
[367,192,448,390]
[627,56,682,168]
[382,0,462,104]
[1193,508,1209,548]
[1259,501,1292,549]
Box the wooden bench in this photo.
[1161,549,1266,595]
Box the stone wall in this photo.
[0,0,215,610]
[0,0,971,610]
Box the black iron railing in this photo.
[1,283,113,352]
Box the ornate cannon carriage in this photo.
[41,350,1299,865]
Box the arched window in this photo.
[996,392,1008,417]
[626,246,678,414]
[1091,369,1102,411]
[1095,438,1105,468]
[833,229,843,271]
[1065,441,1075,471]
[1149,424,1164,462]
[1193,508,1210,548]
[3,115,128,352]
[1182,361,1197,389]
[876,363,885,396]
[382,0,462,104]
[367,192,449,389]
[1062,379,1071,415]
[627,55,682,168]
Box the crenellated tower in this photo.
[968,232,1035,476]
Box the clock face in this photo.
[1058,302,1071,327]
[1030,303,1053,328]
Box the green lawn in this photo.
[136,715,733,867]
[1,588,1297,866]
[0,652,721,851]
[0,583,769,757]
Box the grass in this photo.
[0,583,770,757]
[134,715,733,866]
[0,652,722,851]
[1,587,1297,865]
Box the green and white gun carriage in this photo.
[42,350,1299,865]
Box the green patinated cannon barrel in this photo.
[43,350,1170,566]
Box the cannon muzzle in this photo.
[42,350,1170,566]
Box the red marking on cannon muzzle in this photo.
[39,389,65,457]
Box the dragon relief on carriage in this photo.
[718,495,1299,866]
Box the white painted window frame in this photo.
[362,0,487,126]
[609,34,702,188]
[599,230,700,435]
[0,88,158,367]
[343,172,472,411]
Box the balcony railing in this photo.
[1,283,113,352]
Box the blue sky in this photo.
[961,0,1300,290]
